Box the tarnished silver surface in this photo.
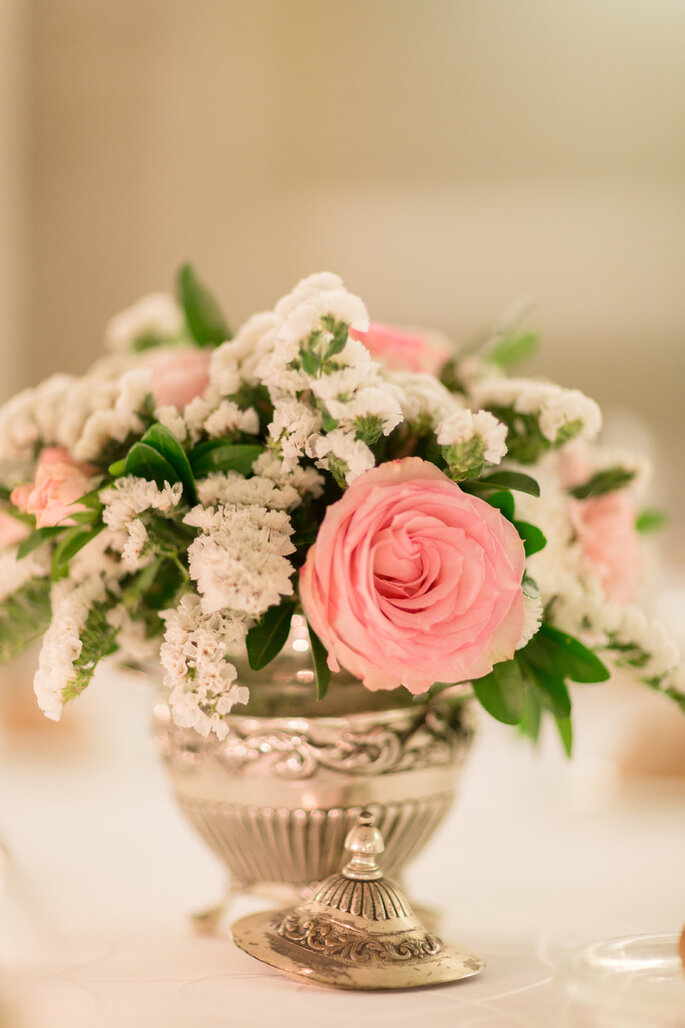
[153,617,475,897]
[231,811,485,990]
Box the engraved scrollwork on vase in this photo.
[276,913,443,965]
[205,709,468,780]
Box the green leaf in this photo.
[555,715,573,757]
[188,440,264,478]
[472,659,526,725]
[569,466,636,500]
[17,526,65,559]
[307,622,331,700]
[477,470,540,497]
[513,520,547,556]
[140,423,196,502]
[635,508,667,533]
[530,667,572,718]
[527,623,610,683]
[176,263,230,347]
[51,525,104,581]
[489,331,539,370]
[61,599,119,704]
[124,442,180,488]
[518,688,542,743]
[108,459,126,477]
[482,489,515,521]
[0,577,52,663]
[246,600,296,671]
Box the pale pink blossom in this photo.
[570,491,641,604]
[350,322,450,375]
[0,510,29,546]
[145,347,210,410]
[11,448,94,528]
[300,457,525,693]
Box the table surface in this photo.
[1,669,684,1028]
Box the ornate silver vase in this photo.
[153,617,475,901]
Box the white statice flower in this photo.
[252,451,324,499]
[33,576,106,721]
[513,456,593,627]
[325,385,404,438]
[104,292,183,352]
[155,405,188,442]
[257,278,370,401]
[73,368,152,462]
[437,409,508,464]
[0,546,50,603]
[212,311,279,387]
[160,592,249,740]
[31,375,77,446]
[184,503,295,616]
[470,376,602,444]
[101,476,183,531]
[68,527,128,586]
[516,591,544,650]
[106,606,160,663]
[590,601,681,682]
[121,518,152,571]
[203,400,260,439]
[308,429,375,485]
[274,273,369,340]
[197,471,300,511]
[0,388,42,460]
[385,371,463,427]
[269,398,322,470]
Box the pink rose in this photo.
[350,322,450,375]
[10,448,94,529]
[0,510,29,547]
[300,457,525,693]
[145,347,210,410]
[570,491,641,604]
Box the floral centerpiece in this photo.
[0,267,682,754]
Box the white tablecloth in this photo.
[1,669,683,1027]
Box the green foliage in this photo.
[51,525,104,581]
[488,331,539,370]
[321,314,349,359]
[188,440,264,478]
[176,263,230,346]
[0,577,52,663]
[17,526,65,559]
[124,442,179,489]
[246,599,296,671]
[442,436,487,481]
[569,466,636,500]
[471,622,609,756]
[635,508,667,533]
[476,470,540,497]
[513,520,547,556]
[481,489,515,521]
[473,659,526,724]
[140,423,197,502]
[61,599,119,704]
[308,622,331,700]
[526,623,610,683]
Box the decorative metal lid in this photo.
[231,811,485,990]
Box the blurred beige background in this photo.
[1,0,683,523]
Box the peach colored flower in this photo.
[300,457,525,693]
[570,491,641,604]
[11,448,94,529]
[0,510,29,547]
[350,322,450,375]
[145,347,210,410]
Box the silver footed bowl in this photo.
[153,617,475,899]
